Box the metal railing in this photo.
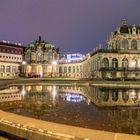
[100,67,140,71]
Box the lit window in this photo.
[102,58,109,68]
[122,58,128,69]
[6,66,10,72]
[1,66,5,72]
[64,67,67,73]
[122,39,128,50]
[68,66,71,73]
[131,40,137,50]
[131,59,137,68]
[112,58,118,69]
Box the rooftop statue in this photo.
[38,35,42,42]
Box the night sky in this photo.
[0,0,140,54]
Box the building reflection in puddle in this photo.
[0,85,140,135]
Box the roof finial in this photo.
[39,35,41,42]
[122,19,127,26]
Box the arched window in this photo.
[77,66,79,73]
[102,58,109,68]
[59,67,62,73]
[6,66,10,72]
[27,66,31,74]
[122,90,129,102]
[131,90,138,101]
[131,59,137,68]
[122,58,128,69]
[12,66,16,73]
[1,65,5,72]
[80,66,82,72]
[112,58,118,69]
[131,40,137,50]
[102,91,109,102]
[122,39,128,50]
[64,67,67,73]
[68,66,71,73]
[112,90,118,101]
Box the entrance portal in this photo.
[36,65,43,77]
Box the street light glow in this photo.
[22,61,26,65]
[52,61,57,66]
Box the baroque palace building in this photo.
[22,36,60,77]
[1,20,140,80]
[58,19,140,80]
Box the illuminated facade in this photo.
[1,20,140,80]
[22,36,60,77]
[0,42,23,78]
[60,54,85,63]
[81,20,140,80]
[58,20,140,80]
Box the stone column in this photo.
[31,64,36,76]
[117,90,123,104]
[24,65,27,77]
[108,90,112,103]
[128,40,131,50]
[43,64,48,77]
[128,58,132,68]
[138,90,140,100]
[109,58,112,67]
[118,57,122,68]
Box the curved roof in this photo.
[115,25,140,35]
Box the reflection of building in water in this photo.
[0,87,21,102]
[61,93,85,102]
[21,85,59,118]
[0,87,22,110]
[59,86,89,103]
[59,86,83,94]
[0,85,60,118]
[80,86,140,135]
[59,86,140,106]
[108,107,140,135]
[90,88,140,107]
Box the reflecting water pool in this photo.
[0,84,140,135]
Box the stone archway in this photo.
[36,65,43,78]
